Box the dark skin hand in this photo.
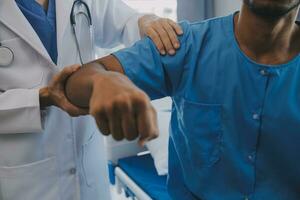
[65,56,158,146]
[39,65,88,117]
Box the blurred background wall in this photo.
[214,0,241,17]
[123,0,242,22]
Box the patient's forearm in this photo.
[65,55,124,108]
[65,55,158,145]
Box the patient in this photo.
[65,0,300,199]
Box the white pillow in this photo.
[146,97,172,176]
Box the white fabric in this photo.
[146,97,172,176]
[0,0,141,199]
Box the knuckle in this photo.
[127,134,138,141]
[113,95,130,108]
[159,31,168,38]
[154,42,164,51]
[112,134,123,141]
[133,94,149,107]
[151,34,159,41]
[152,131,159,139]
[69,112,77,117]
[149,128,159,139]
[104,102,115,115]
[90,105,105,116]
[99,126,110,136]
[159,46,165,51]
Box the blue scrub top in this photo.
[114,14,300,200]
[16,0,57,64]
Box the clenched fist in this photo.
[89,71,159,146]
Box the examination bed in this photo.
[114,154,171,200]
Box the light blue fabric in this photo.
[16,0,57,64]
[113,14,300,200]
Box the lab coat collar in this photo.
[0,0,54,66]
[56,0,73,64]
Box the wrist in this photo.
[91,71,115,89]
[91,71,129,92]
[39,87,52,108]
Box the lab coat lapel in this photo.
[0,0,54,65]
[56,0,73,62]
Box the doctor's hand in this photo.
[138,15,183,56]
[89,72,159,146]
[39,65,88,117]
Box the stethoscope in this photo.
[70,0,94,66]
[0,42,14,67]
[0,0,93,67]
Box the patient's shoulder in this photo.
[177,14,234,50]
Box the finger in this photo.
[146,28,166,55]
[168,19,183,35]
[136,104,159,147]
[89,105,110,135]
[94,112,110,136]
[107,105,124,141]
[153,23,175,55]
[162,21,180,49]
[120,103,138,141]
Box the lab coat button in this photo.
[69,168,76,175]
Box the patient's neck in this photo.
[36,0,49,11]
[235,4,300,65]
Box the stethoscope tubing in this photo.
[70,0,93,66]
[0,0,93,67]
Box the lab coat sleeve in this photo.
[92,0,142,48]
[0,89,43,134]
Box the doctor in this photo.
[0,0,182,200]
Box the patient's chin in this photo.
[244,0,300,18]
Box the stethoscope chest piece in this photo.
[0,46,14,67]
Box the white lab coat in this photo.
[0,0,141,199]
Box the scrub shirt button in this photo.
[69,168,76,175]
[248,154,255,163]
[248,155,253,160]
[252,113,260,120]
[260,69,268,76]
